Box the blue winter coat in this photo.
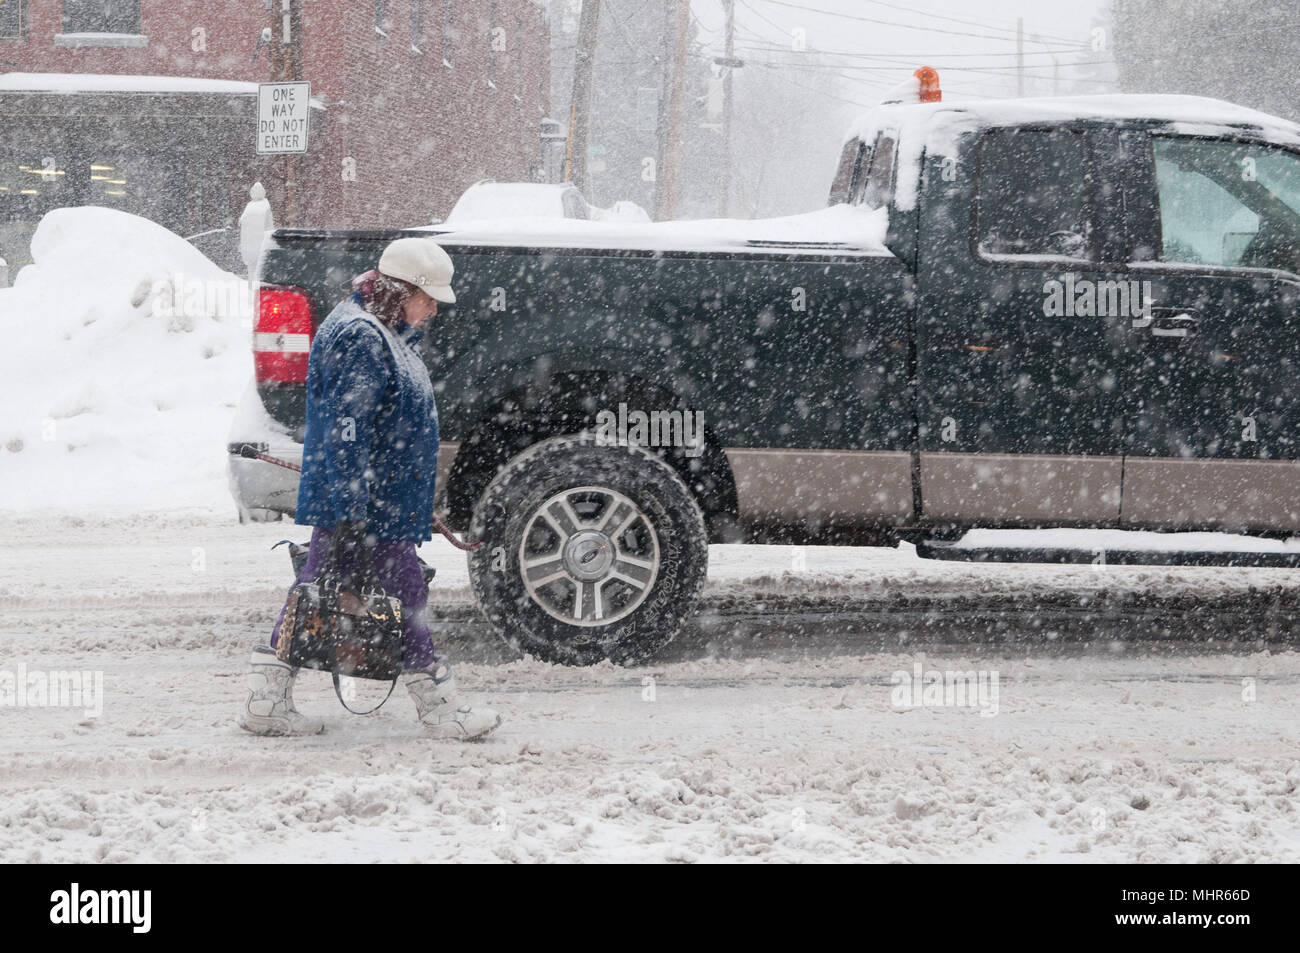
[295,293,440,542]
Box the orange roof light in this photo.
[914,66,941,103]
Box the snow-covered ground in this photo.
[2,514,1297,863]
[2,206,1297,862]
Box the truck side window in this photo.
[859,135,896,209]
[976,128,1094,262]
[1153,136,1300,276]
[828,137,864,206]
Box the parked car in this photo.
[443,180,651,226]
[589,199,651,223]
[232,82,1300,664]
[443,181,594,223]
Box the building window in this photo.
[411,0,423,54]
[441,0,452,68]
[0,0,26,40]
[61,0,140,35]
[375,0,389,38]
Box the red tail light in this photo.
[254,286,313,383]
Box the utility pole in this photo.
[1016,17,1024,97]
[656,0,691,221]
[268,0,304,225]
[565,0,601,193]
[718,0,735,218]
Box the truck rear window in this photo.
[859,135,896,209]
[975,127,1094,263]
[828,138,864,206]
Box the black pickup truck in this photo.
[231,90,1300,664]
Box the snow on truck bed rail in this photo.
[415,202,892,256]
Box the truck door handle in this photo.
[1149,309,1199,339]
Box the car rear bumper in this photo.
[227,440,303,518]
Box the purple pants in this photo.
[270,526,437,671]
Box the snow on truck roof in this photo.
[846,92,1300,213]
[847,93,1300,147]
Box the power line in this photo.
[728,40,1117,90]
[730,47,1103,60]
[739,52,1021,102]
[732,37,1112,67]
[722,13,893,103]
[741,54,1117,96]
[730,33,1086,64]
[854,0,1083,45]
[725,3,1110,119]
[604,6,646,60]
[743,60,883,107]
[738,0,798,44]
[728,16,945,113]
[733,52,1115,76]
[690,12,719,37]
[756,0,1089,48]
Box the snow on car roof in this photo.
[445,182,580,223]
[460,182,576,196]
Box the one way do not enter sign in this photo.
[257,82,311,155]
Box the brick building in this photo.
[0,0,551,269]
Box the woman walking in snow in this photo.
[237,237,500,741]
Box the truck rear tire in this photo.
[468,434,708,665]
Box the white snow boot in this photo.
[237,646,324,736]
[404,657,501,741]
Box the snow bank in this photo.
[0,207,253,516]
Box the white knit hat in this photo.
[378,237,457,304]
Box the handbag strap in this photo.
[318,524,386,596]
[333,670,400,715]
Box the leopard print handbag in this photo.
[276,535,405,714]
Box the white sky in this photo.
[692,0,1113,109]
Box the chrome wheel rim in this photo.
[518,486,660,627]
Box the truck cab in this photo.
[830,92,1300,535]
